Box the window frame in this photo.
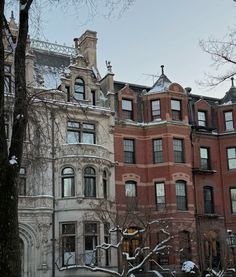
[122,98,133,120]
[84,222,99,266]
[153,138,163,163]
[61,167,75,198]
[200,147,211,170]
[61,222,76,266]
[224,111,234,131]
[230,188,236,213]
[125,181,137,197]
[171,99,181,121]
[151,99,161,120]
[198,110,207,127]
[176,180,187,211]
[227,147,236,170]
[18,167,26,196]
[203,186,214,214]
[103,170,108,199]
[104,223,111,266]
[74,77,85,100]
[123,139,135,164]
[84,167,96,198]
[173,138,184,163]
[67,121,96,144]
[155,182,165,211]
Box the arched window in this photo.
[204,186,214,214]
[84,167,96,197]
[103,170,108,199]
[74,77,85,100]
[62,167,75,197]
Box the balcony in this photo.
[18,195,53,210]
[60,143,111,161]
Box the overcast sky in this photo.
[21,0,236,98]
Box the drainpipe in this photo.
[51,111,56,277]
[187,88,203,270]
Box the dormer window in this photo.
[171,99,181,121]
[74,77,85,100]
[198,111,207,127]
[122,99,133,120]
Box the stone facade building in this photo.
[3,14,236,277]
[4,16,116,277]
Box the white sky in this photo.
[10,0,236,98]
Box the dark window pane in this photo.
[176,181,187,210]
[204,187,214,214]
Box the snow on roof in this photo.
[148,74,172,94]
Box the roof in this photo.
[221,77,236,104]
[147,65,172,94]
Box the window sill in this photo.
[192,168,216,174]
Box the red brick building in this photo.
[102,66,236,272]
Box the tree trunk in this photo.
[0,1,33,276]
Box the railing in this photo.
[31,39,78,56]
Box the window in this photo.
[84,167,96,197]
[74,77,85,100]
[204,186,214,214]
[65,86,70,102]
[67,121,95,144]
[153,139,163,163]
[91,90,96,106]
[123,139,135,164]
[4,65,11,94]
[104,223,110,266]
[173,139,184,163]
[230,188,236,213]
[198,111,207,127]
[122,99,133,120]
[227,148,236,170]
[155,182,165,211]
[123,227,141,258]
[179,231,191,263]
[61,167,75,197]
[103,170,108,199]
[200,147,210,170]
[224,111,234,131]
[61,223,76,266]
[171,99,181,120]
[157,232,169,265]
[151,100,161,120]
[4,113,9,139]
[125,181,137,197]
[84,222,98,265]
[18,167,26,196]
[176,180,187,210]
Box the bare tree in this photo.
[199,28,236,87]
[0,1,135,276]
[58,218,172,277]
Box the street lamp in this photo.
[227,231,236,267]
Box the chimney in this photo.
[78,30,97,67]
